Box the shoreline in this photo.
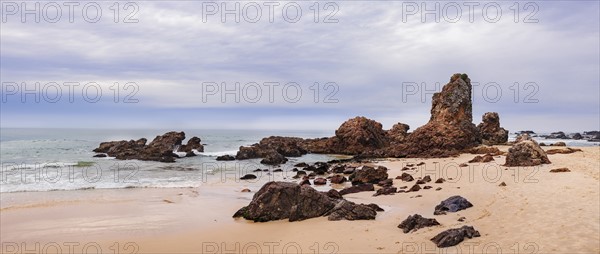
[1,146,599,253]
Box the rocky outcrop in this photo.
[235,136,306,165]
[504,134,551,167]
[431,226,481,248]
[398,214,440,233]
[93,131,202,162]
[400,74,481,157]
[386,123,410,144]
[477,112,508,145]
[233,182,378,222]
[434,196,473,215]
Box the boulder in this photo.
[434,196,473,215]
[477,112,508,145]
[373,187,397,196]
[349,166,389,184]
[398,214,440,233]
[431,226,481,248]
[504,134,551,167]
[330,175,347,184]
[397,173,414,182]
[260,151,288,165]
[313,178,327,185]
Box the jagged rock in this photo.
[550,168,570,173]
[326,200,377,221]
[422,175,432,182]
[177,136,204,153]
[373,187,397,196]
[326,189,342,199]
[339,184,374,195]
[431,226,481,248]
[350,166,388,184]
[546,148,582,154]
[408,184,421,192]
[387,122,410,144]
[330,175,347,184]
[477,112,508,145]
[233,182,335,222]
[398,214,440,233]
[216,155,235,161]
[504,134,551,167]
[377,179,394,187]
[434,196,473,215]
[468,154,494,163]
[400,74,481,157]
[397,173,414,182]
[93,132,199,163]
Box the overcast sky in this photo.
[1,1,598,133]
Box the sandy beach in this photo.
[2,145,598,254]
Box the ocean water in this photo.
[0,128,337,193]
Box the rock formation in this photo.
[93,131,203,162]
[504,134,551,167]
[477,112,508,145]
[434,196,473,215]
[401,73,481,157]
[398,214,440,233]
[431,226,481,248]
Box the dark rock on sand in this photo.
[397,173,414,182]
[233,182,335,222]
[216,155,235,161]
[431,226,481,248]
[350,166,389,184]
[434,196,473,215]
[477,112,508,145]
[364,203,384,212]
[377,179,394,187]
[435,178,445,184]
[339,184,375,195]
[240,174,257,180]
[546,147,582,154]
[326,200,378,221]
[504,134,551,167]
[373,187,397,196]
[468,154,494,163]
[408,184,421,192]
[326,189,342,199]
[550,168,570,173]
[398,214,441,233]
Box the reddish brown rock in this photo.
[477,112,508,145]
[504,134,551,167]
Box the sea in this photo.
[1,128,597,193]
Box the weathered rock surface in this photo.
[431,226,481,248]
[93,132,202,162]
[373,187,397,196]
[434,196,473,215]
[349,166,389,184]
[477,112,508,145]
[398,214,440,233]
[233,182,377,222]
[504,134,551,167]
[339,184,375,195]
[400,74,481,157]
[397,173,414,182]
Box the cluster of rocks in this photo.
[517,130,600,142]
[92,131,203,162]
[229,74,510,165]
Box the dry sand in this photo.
[1,146,598,253]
